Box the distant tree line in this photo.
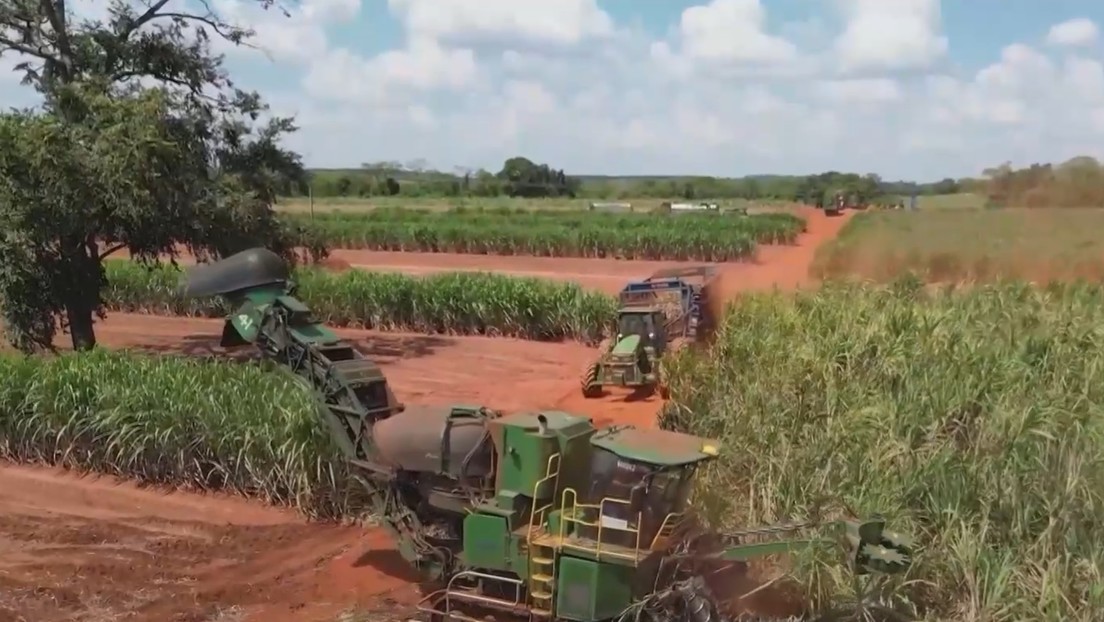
[981,156,1104,208]
[285,155,971,202]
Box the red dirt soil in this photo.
[1,207,850,621]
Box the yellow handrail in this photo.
[526,453,561,545]
[557,487,645,561]
[649,512,684,549]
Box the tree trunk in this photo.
[65,295,97,351]
[62,238,100,352]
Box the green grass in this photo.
[663,278,1104,621]
[281,207,806,261]
[103,260,617,342]
[0,349,355,519]
[915,193,986,210]
[811,208,1104,283]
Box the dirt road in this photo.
[0,207,852,622]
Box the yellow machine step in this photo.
[528,542,558,615]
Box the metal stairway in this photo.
[526,453,562,619]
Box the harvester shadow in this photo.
[342,333,453,364]
[122,333,453,365]
[118,335,248,360]
[351,548,431,585]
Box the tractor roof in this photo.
[591,427,721,466]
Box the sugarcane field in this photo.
[3,3,1104,622]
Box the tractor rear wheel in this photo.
[581,362,603,398]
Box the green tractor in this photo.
[824,191,845,217]
[182,249,915,622]
[582,267,716,400]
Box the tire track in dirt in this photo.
[0,207,852,621]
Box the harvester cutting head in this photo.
[179,247,404,461]
[181,247,291,299]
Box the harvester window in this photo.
[578,450,698,549]
[577,449,656,547]
[635,466,694,544]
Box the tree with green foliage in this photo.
[0,0,321,353]
[295,165,966,202]
[496,156,579,198]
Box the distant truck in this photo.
[656,201,720,214]
[581,266,717,399]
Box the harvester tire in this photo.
[581,362,603,398]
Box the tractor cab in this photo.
[563,426,720,559]
[615,307,667,354]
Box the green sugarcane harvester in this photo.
[182,249,915,622]
[582,267,718,400]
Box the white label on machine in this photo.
[600,514,629,530]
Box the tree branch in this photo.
[98,243,127,260]
[130,0,173,32]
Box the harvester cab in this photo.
[582,267,715,399]
[577,425,718,552]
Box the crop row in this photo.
[103,261,617,342]
[661,277,1104,621]
[0,349,355,518]
[283,208,806,260]
[8,279,1102,620]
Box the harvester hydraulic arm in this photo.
[702,515,913,575]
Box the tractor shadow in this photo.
[589,386,658,403]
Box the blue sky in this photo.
[4,1,1104,181]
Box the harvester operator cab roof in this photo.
[576,427,720,551]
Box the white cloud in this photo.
[648,0,815,82]
[4,1,1104,181]
[658,0,798,65]
[302,39,479,105]
[210,0,359,64]
[1046,18,1099,47]
[814,78,903,104]
[387,0,614,48]
[833,0,948,73]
